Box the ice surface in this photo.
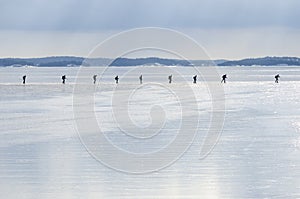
[1,66,300,198]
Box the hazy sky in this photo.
[0,0,300,59]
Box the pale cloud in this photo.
[0,0,299,58]
[1,0,300,30]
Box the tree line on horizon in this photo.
[0,56,300,67]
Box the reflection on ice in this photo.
[0,66,300,198]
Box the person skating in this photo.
[22,75,26,84]
[115,75,119,84]
[62,75,66,84]
[193,75,197,84]
[221,74,227,83]
[275,74,280,83]
[168,75,172,84]
[93,75,97,84]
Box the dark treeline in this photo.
[1,56,300,67]
[0,57,84,67]
[109,57,192,66]
[219,56,300,66]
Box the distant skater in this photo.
[62,75,66,84]
[93,75,97,84]
[22,75,26,84]
[139,75,143,84]
[115,75,119,84]
[168,75,172,84]
[221,74,227,83]
[275,74,280,83]
[193,75,197,84]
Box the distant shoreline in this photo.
[1,56,300,67]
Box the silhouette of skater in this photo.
[115,75,119,84]
[22,75,26,84]
[275,74,280,83]
[168,75,172,84]
[221,74,227,83]
[62,75,66,84]
[139,75,143,84]
[93,75,97,84]
[193,75,197,84]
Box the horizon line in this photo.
[0,55,300,61]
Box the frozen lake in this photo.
[1,66,300,198]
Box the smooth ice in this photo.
[1,66,300,198]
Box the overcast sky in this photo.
[0,0,299,59]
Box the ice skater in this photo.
[93,75,97,84]
[221,74,227,83]
[275,74,280,83]
[139,74,143,84]
[22,75,26,84]
[193,75,197,84]
[62,75,66,84]
[168,75,172,84]
[115,75,119,84]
